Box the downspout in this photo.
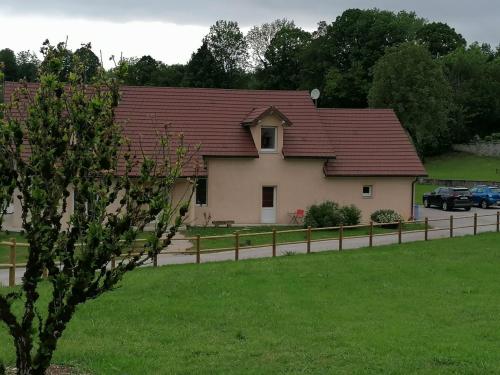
[411,178,418,220]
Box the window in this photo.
[261,127,277,151]
[196,178,207,205]
[362,185,373,198]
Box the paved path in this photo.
[2,206,499,286]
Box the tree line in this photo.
[2,8,500,157]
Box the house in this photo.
[2,83,426,230]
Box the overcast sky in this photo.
[0,0,498,67]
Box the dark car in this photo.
[423,187,473,211]
[469,185,500,208]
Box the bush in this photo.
[304,201,361,228]
[304,201,343,228]
[340,204,362,226]
[370,209,403,228]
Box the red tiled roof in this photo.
[3,83,424,177]
[116,86,335,162]
[319,109,426,177]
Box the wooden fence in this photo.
[1,211,500,287]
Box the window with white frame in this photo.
[362,185,373,198]
[261,127,277,151]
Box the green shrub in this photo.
[340,204,362,226]
[304,201,343,228]
[304,201,361,228]
[370,209,403,228]
[484,135,493,142]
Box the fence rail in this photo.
[1,211,500,287]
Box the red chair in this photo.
[290,209,305,224]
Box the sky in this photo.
[0,0,498,67]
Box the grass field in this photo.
[184,223,423,251]
[1,232,500,374]
[424,152,500,181]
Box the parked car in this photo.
[469,185,500,208]
[423,187,473,211]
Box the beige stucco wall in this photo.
[192,114,415,225]
[2,113,415,231]
[2,182,193,232]
[2,188,75,232]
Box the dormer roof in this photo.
[241,105,293,127]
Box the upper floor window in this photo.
[261,127,277,151]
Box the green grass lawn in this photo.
[1,232,500,374]
[184,223,423,251]
[424,152,500,181]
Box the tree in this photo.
[416,22,466,58]
[246,18,295,69]
[0,49,18,81]
[16,51,40,82]
[205,20,248,87]
[183,41,225,88]
[258,26,311,89]
[73,43,101,82]
[39,40,73,81]
[303,9,425,107]
[127,55,161,85]
[442,45,500,140]
[368,43,452,156]
[153,64,186,87]
[0,42,197,374]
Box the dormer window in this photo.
[261,127,277,152]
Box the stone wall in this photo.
[452,142,500,157]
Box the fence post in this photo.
[497,211,499,233]
[474,213,478,235]
[307,226,311,254]
[43,267,49,278]
[111,256,116,270]
[398,220,402,244]
[235,232,239,261]
[196,235,201,264]
[339,225,343,251]
[369,221,373,248]
[272,229,276,257]
[449,215,453,238]
[424,217,428,241]
[9,238,16,287]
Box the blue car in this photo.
[469,185,500,208]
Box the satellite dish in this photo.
[310,88,320,101]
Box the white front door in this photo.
[261,186,276,224]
